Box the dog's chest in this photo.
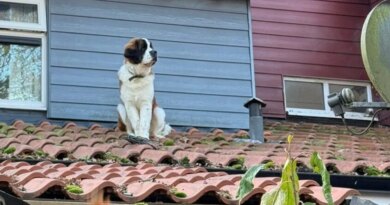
[119,66,154,103]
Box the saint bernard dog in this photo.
[117,37,171,140]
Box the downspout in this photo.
[245,0,266,143]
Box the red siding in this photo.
[370,0,382,8]
[252,0,371,118]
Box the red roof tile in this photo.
[0,158,358,204]
[1,119,387,203]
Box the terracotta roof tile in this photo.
[2,118,380,175]
[0,119,384,203]
[0,161,359,204]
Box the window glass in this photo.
[285,80,324,109]
[0,41,41,102]
[0,2,38,23]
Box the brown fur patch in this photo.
[124,38,139,50]
[153,97,158,110]
[123,38,146,64]
[117,115,126,132]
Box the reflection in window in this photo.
[0,42,41,101]
[0,2,38,23]
[285,80,324,110]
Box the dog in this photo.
[117,37,171,140]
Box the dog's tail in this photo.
[117,103,127,132]
[161,123,172,137]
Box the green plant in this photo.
[170,187,187,198]
[178,156,190,167]
[24,126,36,134]
[231,164,242,170]
[229,156,245,170]
[103,152,130,164]
[34,149,48,158]
[3,147,16,154]
[212,135,225,141]
[310,152,334,205]
[236,135,334,205]
[163,139,175,146]
[364,166,382,176]
[0,123,8,134]
[263,161,275,170]
[65,184,83,194]
[120,158,130,164]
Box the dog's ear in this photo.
[124,38,146,64]
[124,47,142,64]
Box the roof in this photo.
[0,160,359,205]
[1,119,388,204]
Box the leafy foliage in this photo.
[0,123,8,134]
[236,135,335,205]
[310,152,334,205]
[24,126,36,134]
[103,152,130,164]
[229,156,245,170]
[34,149,48,158]
[236,164,266,204]
[178,156,190,167]
[163,139,175,146]
[3,146,16,154]
[260,135,299,205]
[364,166,382,176]
[170,187,187,198]
[65,184,83,194]
[212,135,225,141]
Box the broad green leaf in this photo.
[260,185,280,205]
[236,164,265,204]
[260,158,299,205]
[310,152,334,205]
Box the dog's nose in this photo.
[150,50,157,57]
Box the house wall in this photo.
[370,0,382,8]
[251,0,371,118]
[47,0,253,129]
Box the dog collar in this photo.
[129,75,144,82]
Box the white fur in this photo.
[118,38,171,139]
[141,38,154,64]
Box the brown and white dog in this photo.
[117,37,171,139]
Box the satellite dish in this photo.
[361,0,390,102]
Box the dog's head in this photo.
[123,38,157,66]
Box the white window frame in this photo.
[0,0,46,32]
[283,77,374,120]
[0,30,47,110]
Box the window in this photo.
[0,0,46,31]
[284,77,373,120]
[0,0,46,110]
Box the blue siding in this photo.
[48,0,251,129]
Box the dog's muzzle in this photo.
[150,50,157,65]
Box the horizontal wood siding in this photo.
[252,0,371,118]
[48,0,251,129]
[370,0,382,8]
